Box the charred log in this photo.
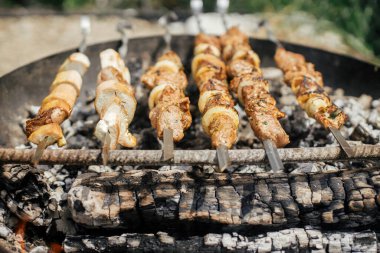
[68,169,380,231]
[0,165,51,226]
[63,229,378,253]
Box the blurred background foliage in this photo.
[2,0,380,59]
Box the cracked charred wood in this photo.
[0,165,51,226]
[68,169,380,230]
[63,229,378,253]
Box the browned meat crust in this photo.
[141,50,192,141]
[221,27,289,147]
[275,47,347,129]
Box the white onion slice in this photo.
[198,90,223,113]
[202,106,239,135]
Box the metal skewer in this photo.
[79,15,91,53]
[216,144,231,172]
[192,0,230,172]
[329,127,355,157]
[216,0,229,31]
[216,3,284,172]
[263,20,355,158]
[263,140,284,172]
[158,13,178,161]
[102,131,111,166]
[191,0,205,33]
[117,20,133,61]
[31,137,50,167]
[262,20,284,49]
[215,0,231,172]
[32,16,91,167]
[158,12,178,53]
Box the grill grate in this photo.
[0,145,379,166]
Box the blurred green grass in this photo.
[3,0,380,61]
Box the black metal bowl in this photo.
[0,35,379,147]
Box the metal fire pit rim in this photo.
[1,34,378,79]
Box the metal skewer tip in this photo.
[31,137,49,167]
[163,128,174,161]
[102,131,111,166]
[329,127,355,158]
[263,139,284,173]
[216,145,230,172]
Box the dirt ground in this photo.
[0,13,367,76]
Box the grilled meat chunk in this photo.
[94,49,137,148]
[275,47,347,129]
[141,50,192,142]
[193,33,240,149]
[221,27,289,147]
[26,52,90,147]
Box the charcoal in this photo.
[358,94,373,109]
[350,123,379,144]
[0,165,51,226]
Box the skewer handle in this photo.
[216,145,231,172]
[79,15,91,53]
[329,127,355,158]
[261,20,284,49]
[216,0,229,30]
[191,0,204,33]
[263,139,284,173]
[158,12,178,52]
[163,129,174,161]
[117,20,133,60]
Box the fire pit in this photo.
[0,35,379,252]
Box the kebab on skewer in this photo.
[94,49,137,153]
[141,50,192,142]
[220,27,290,150]
[25,53,90,164]
[190,0,238,170]
[261,20,354,156]
[274,48,347,129]
[192,33,239,153]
